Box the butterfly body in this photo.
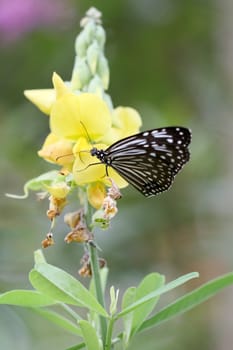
[90,127,191,197]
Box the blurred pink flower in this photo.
[0,0,75,41]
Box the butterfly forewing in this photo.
[92,127,191,197]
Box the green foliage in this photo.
[34,308,82,336]
[1,250,232,349]
[0,290,55,307]
[79,320,101,350]
[122,273,165,345]
[139,272,233,332]
[1,3,232,349]
[30,251,108,316]
[5,170,70,199]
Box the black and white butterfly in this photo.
[90,127,191,197]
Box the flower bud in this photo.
[92,209,110,229]
[95,25,106,48]
[45,182,70,199]
[75,31,88,57]
[87,41,99,74]
[87,76,104,96]
[97,54,109,89]
[71,57,91,90]
[84,21,96,43]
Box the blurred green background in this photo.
[1,0,233,349]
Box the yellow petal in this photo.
[87,182,106,209]
[114,106,142,131]
[45,182,70,198]
[38,133,74,169]
[73,138,128,188]
[24,89,55,115]
[50,93,111,142]
[72,138,105,184]
[52,72,70,99]
[105,168,128,188]
[103,106,142,144]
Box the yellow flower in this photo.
[24,73,112,143]
[44,182,71,199]
[24,89,56,115]
[50,92,112,142]
[38,133,74,170]
[102,106,142,144]
[72,137,128,188]
[87,182,106,209]
[25,72,143,203]
[24,72,69,115]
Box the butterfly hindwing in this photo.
[105,127,191,196]
[91,127,191,197]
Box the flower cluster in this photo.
[25,73,141,207]
[22,7,142,256]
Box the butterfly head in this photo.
[90,147,111,165]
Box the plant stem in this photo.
[88,241,107,347]
[105,317,115,350]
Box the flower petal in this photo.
[24,89,55,115]
[50,93,111,141]
[38,133,74,169]
[73,138,128,188]
[103,106,142,144]
[45,182,70,198]
[52,72,70,98]
[87,182,106,209]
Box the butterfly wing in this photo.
[105,127,191,196]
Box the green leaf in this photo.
[121,287,136,344]
[65,343,85,350]
[29,269,82,306]
[5,170,59,199]
[121,273,164,344]
[0,290,56,307]
[130,273,165,337]
[34,249,47,264]
[34,308,82,336]
[118,272,199,318]
[29,262,108,317]
[79,320,101,350]
[139,272,233,332]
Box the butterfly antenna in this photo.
[56,153,74,162]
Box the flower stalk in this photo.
[88,241,107,346]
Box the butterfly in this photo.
[90,127,191,197]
